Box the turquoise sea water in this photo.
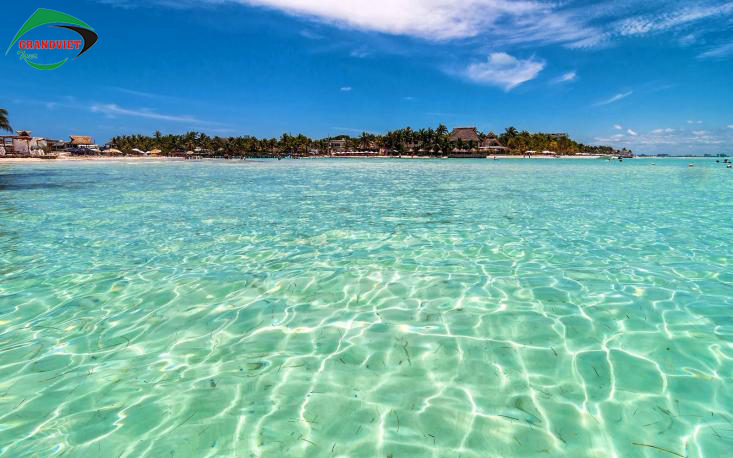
[1,158,732,457]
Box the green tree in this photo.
[0,108,11,132]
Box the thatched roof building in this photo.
[480,131,507,149]
[70,135,93,145]
[448,127,480,143]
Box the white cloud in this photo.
[596,125,733,153]
[90,103,206,123]
[687,120,702,124]
[595,90,633,106]
[551,71,577,84]
[340,86,352,92]
[613,124,623,130]
[728,125,733,129]
[108,0,733,52]
[627,128,637,136]
[231,0,597,43]
[463,52,545,90]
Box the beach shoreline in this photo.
[0,154,710,164]
[0,156,187,163]
[1,154,607,163]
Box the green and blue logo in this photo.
[6,8,98,70]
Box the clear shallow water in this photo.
[1,158,732,458]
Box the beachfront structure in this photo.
[13,130,33,155]
[0,130,48,156]
[70,135,93,145]
[449,127,509,153]
[480,131,510,153]
[70,135,95,147]
[448,127,481,145]
[69,135,100,152]
[328,139,348,152]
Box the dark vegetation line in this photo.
[109,125,626,158]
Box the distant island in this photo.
[1,121,631,159]
[105,125,629,158]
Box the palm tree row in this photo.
[497,128,620,155]
[105,124,625,157]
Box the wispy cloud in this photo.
[627,128,637,136]
[613,124,623,130]
[550,71,577,84]
[332,126,368,133]
[108,87,165,99]
[728,125,733,129]
[299,29,323,40]
[687,120,703,124]
[566,2,733,49]
[698,42,733,59]
[595,90,633,106]
[463,52,545,90]
[340,86,352,92]
[90,103,208,123]
[614,4,733,38]
[349,46,370,58]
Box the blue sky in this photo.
[2,0,733,154]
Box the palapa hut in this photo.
[12,130,36,155]
[69,135,94,146]
[480,131,509,153]
[447,127,483,155]
[448,127,481,144]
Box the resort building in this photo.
[69,135,97,148]
[69,135,100,152]
[328,139,348,152]
[479,131,510,153]
[449,127,509,153]
[0,130,48,156]
[448,127,481,145]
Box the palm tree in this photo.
[436,124,448,138]
[0,108,11,132]
[359,132,372,151]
